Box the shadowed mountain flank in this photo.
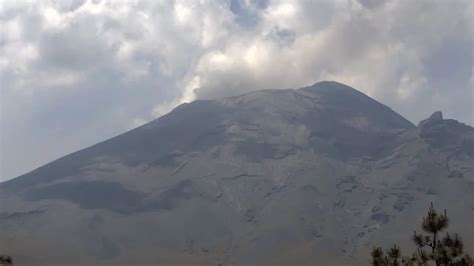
[1,81,472,265]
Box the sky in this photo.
[0,0,473,181]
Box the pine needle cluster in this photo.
[372,203,473,266]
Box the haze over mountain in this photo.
[1,81,473,265]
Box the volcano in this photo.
[1,81,473,265]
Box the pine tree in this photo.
[372,245,402,266]
[0,255,13,266]
[371,203,473,266]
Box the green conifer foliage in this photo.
[0,255,13,265]
[371,203,473,266]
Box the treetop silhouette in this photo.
[372,203,473,266]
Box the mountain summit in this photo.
[1,81,473,265]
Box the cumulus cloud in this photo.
[191,0,473,123]
[0,0,472,180]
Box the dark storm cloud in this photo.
[0,0,472,181]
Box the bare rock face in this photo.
[418,111,474,155]
[1,81,473,265]
[419,111,444,126]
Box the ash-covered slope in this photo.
[1,81,473,265]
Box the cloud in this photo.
[0,0,472,180]
[191,0,473,124]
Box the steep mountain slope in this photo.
[1,81,473,265]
